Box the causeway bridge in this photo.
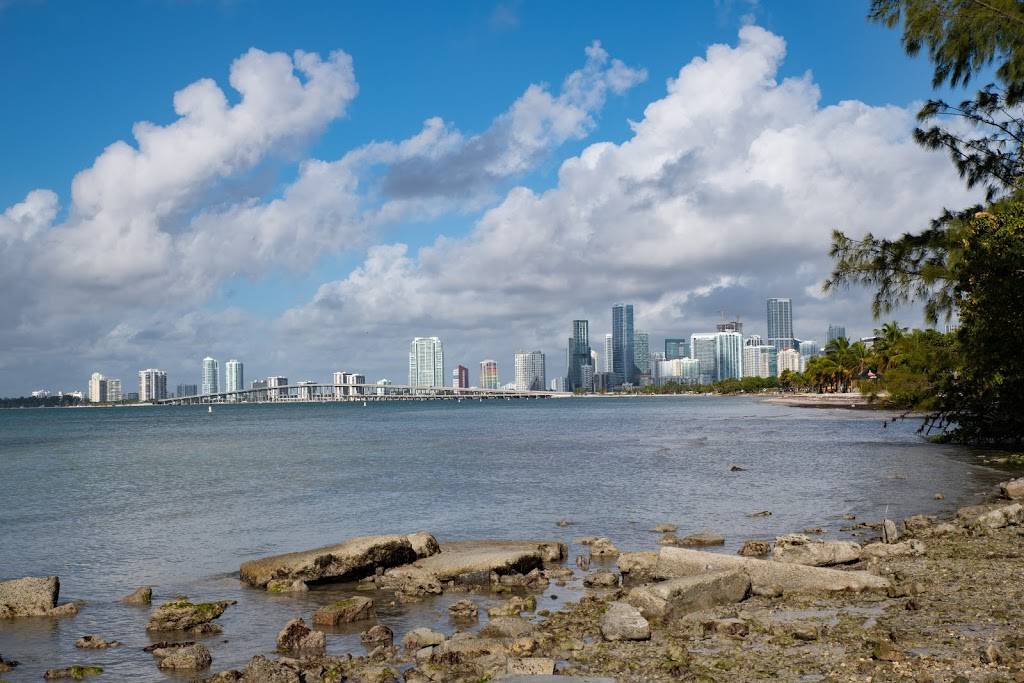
[156,383,569,405]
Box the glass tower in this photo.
[567,320,592,391]
[408,337,444,387]
[225,359,244,393]
[767,298,795,351]
[611,303,635,386]
[201,357,219,395]
[664,338,688,360]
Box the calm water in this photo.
[0,397,1006,680]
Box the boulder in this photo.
[964,503,1024,529]
[589,538,619,557]
[312,596,374,625]
[1001,478,1024,500]
[0,576,69,617]
[862,539,926,560]
[617,551,657,579]
[152,642,212,670]
[276,618,325,653]
[448,599,479,620]
[600,601,650,641]
[74,635,121,649]
[487,595,536,616]
[677,532,725,547]
[120,586,152,605]
[361,624,394,648]
[882,519,900,544]
[382,540,564,591]
[408,531,441,558]
[626,570,751,620]
[239,534,436,588]
[481,616,536,639]
[146,597,233,632]
[402,627,446,650]
[583,571,618,588]
[771,535,862,566]
[240,655,301,683]
[655,547,890,593]
[43,666,103,680]
[738,540,771,557]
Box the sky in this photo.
[0,0,986,395]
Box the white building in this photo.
[550,377,565,392]
[225,360,244,393]
[31,389,50,398]
[266,375,288,400]
[88,372,106,403]
[201,357,219,395]
[742,345,777,378]
[514,350,546,391]
[715,331,743,381]
[138,368,168,402]
[409,337,445,387]
[657,358,702,385]
[777,348,802,375]
[604,334,613,373]
[106,378,122,402]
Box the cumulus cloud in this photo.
[282,25,979,377]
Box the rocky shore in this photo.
[1,478,1022,682]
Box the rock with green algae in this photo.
[42,665,103,680]
[145,596,234,632]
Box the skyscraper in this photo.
[105,378,122,402]
[408,337,444,387]
[176,383,198,398]
[479,360,499,389]
[611,303,635,385]
[201,357,219,395]
[138,368,168,402]
[827,324,847,344]
[88,372,106,403]
[567,320,592,392]
[225,360,244,393]
[514,351,546,391]
[777,348,802,375]
[664,338,688,360]
[767,298,795,351]
[634,330,650,382]
[453,365,469,389]
[715,331,743,381]
[690,333,718,384]
[742,346,777,378]
[604,334,613,372]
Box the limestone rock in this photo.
[152,642,212,670]
[589,538,619,557]
[600,601,650,641]
[862,539,926,560]
[583,571,618,588]
[120,586,152,605]
[240,534,434,588]
[408,531,441,558]
[266,579,309,593]
[882,519,900,544]
[678,532,725,547]
[1001,478,1024,500]
[0,576,65,617]
[240,655,301,682]
[656,546,890,593]
[480,616,536,639]
[382,540,563,591]
[738,540,771,557]
[627,570,751,620]
[506,657,556,675]
[312,596,374,625]
[448,599,479,620]
[701,617,749,638]
[487,595,535,616]
[74,635,121,649]
[651,523,678,533]
[771,534,862,566]
[361,624,394,648]
[275,618,325,654]
[146,597,233,632]
[402,627,446,650]
[43,666,103,680]
[966,503,1024,529]
[617,551,657,579]
[903,514,935,533]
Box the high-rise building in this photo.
[480,360,499,389]
[453,365,469,389]
[567,320,592,392]
[798,340,820,360]
[742,345,777,378]
[580,363,595,391]
[657,358,702,385]
[201,357,219,395]
[745,334,764,347]
[767,298,795,351]
[408,337,444,387]
[650,351,666,384]
[716,319,743,334]
[225,360,244,393]
[690,334,717,384]
[715,331,743,381]
[611,303,635,385]
[138,368,168,402]
[88,372,107,403]
[176,383,198,398]
[777,348,802,375]
[550,377,565,392]
[590,349,599,372]
[634,330,650,381]
[604,334,613,373]
[664,338,689,360]
[827,324,847,344]
[266,375,288,400]
[514,351,546,391]
[106,378,122,402]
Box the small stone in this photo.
[312,596,374,625]
[402,627,445,650]
[738,540,771,557]
[701,618,748,638]
[119,586,152,605]
[145,597,233,632]
[882,519,900,544]
[872,640,902,662]
[43,666,104,680]
[275,618,325,654]
[600,601,650,641]
[1001,478,1024,500]
[152,643,212,670]
[556,519,575,527]
[982,643,1003,664]
[361,624,394,648]
[802,527,825,535]
[752,584,783,598]
[486,595,535,617]
[589,537,619,557]
[792,626,819,641]
[447,599,479,620]
[729,464,746,471]
[480,616,536,639]
[583,571,618,588]
[0,655,19,672]
[74,635,121,649]
[749,510,772,517]
[842,513,856,520]
[678,532,725,547]
[652,523,678,533]
[934,493,945,500]
[506,657,556,675]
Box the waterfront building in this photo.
[745,334,763,347]
[690,333,718,384]
[634,330,650,383]
[767,298,796,351]
[593,372,611,392]
[453,365,469,389]
[716,319,743,334]
[604,334,613,372]
[479,360,499,389]
[742,345,777,378]
[225,360,244,393]
[580,363,594,391]
[266,375,288,400]
[332,371,350,398]
[681,358,701,384]
[138,368,168,402]
[664,338,688,360]
[650,351,666,384]
[106,378,122,402]
[514,350,546,391]
[409,337,444,387]
[250,379,267,401]
[176,383,198,398]
[375,378,392,396]
[88,372,106,403]
[657,357,702,385]
[715,331,743,381]
[550,377,565,392]
[777,348,802,375]
[611,303,635,386]
[827,324,847,344]
[31,390,50,398]
[201,357,219,395]
[567,319,593,392]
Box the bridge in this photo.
[155,383,570,405]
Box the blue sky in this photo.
[0,1,983,393]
